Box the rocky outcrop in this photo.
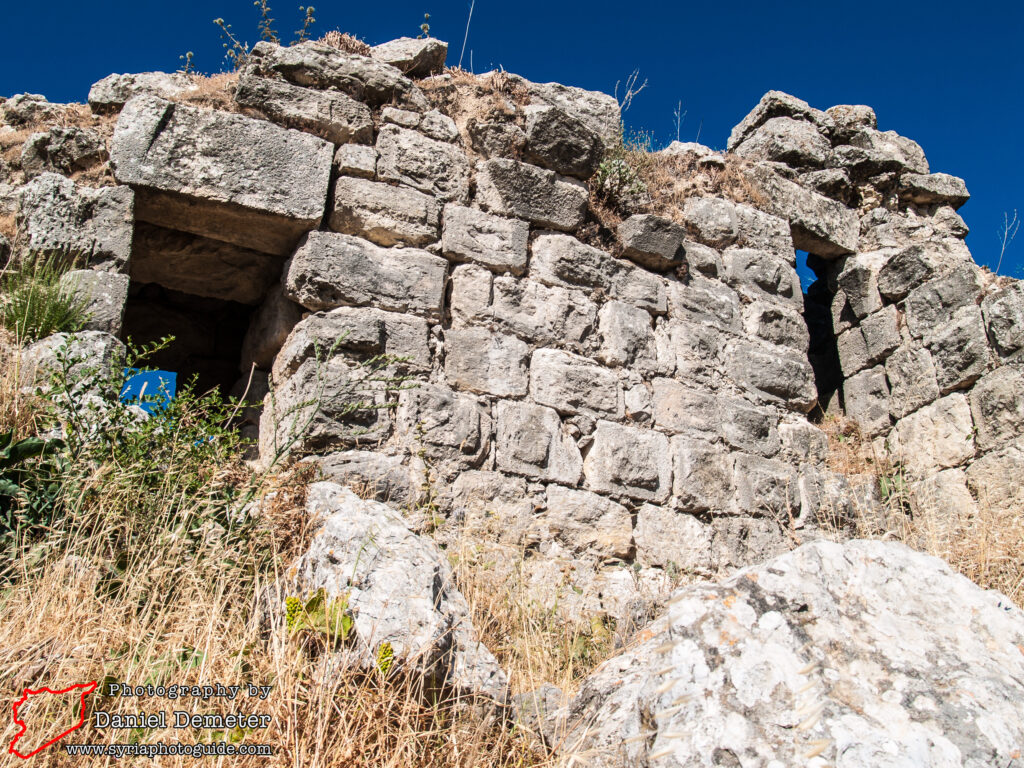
[549,539,1024,767]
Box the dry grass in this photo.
[172,72,239,112]
[317,30,372,56]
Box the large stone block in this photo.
[877,244,939,302]
[899,172,969,209]
[376,124,470,203]
[981,282,1024,359]
[57,270,129,335]
[539,486,632,559]
[845,127,929,174]
[334,143,377,179]
[441,204,529,275]
[837,326,870,377]
[742,300,809,352]
[722,248,803,309]
[530,348,621,418]
[656,320,724,384]
[18,173,133,272]
[445,327,529,397]
[523,104,603,179]
[670,435,733,512]
[329,176,440,247]
[969,366,1024,452]
[396,383,491,469]
[860,304,901,364]
[721,397,780,457]
[597,301,658,370]
[843,365,891,438]
[110,96,333,256]
[680,196,794,256]
[904,265,983,340]
[966,441,1024,514]
[651,378,719,438]
[370,37,447,77]
[130,222,281,305]
[836,259,883,319]
[887,393,975,476]
[909,468,977,522]
[244,40,428,109]
[726,339,817,412]
[284,232,446,319]
[584,421,672,502]
[241,281,304,371]
[885,344,940,419]
[495,401,582,485]
[21,126,107,179]
[727,90,833,151]
[475,159,588,232]
[88,71,197,112]
[732,453,799,516]
[666,274,742,332]
[928,305,993,394]
[732,116,831,168]
[467,275,598,348]
[617,214,687,272]
[633,505,713,574]
[234,73,373,144]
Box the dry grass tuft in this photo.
[317,30,372,57]
[640,151,769,219]
[173,72,239,112]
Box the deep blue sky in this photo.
[2,0,1021,276]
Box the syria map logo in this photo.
[8,681,98,759]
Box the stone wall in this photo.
[5,39,1021,626]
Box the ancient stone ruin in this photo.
[3,34,1022,766]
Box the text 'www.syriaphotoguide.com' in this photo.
[63,742,274,758]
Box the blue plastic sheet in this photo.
[119,369,177,415]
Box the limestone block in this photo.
[597,301,657,370]
[376,124,469,203]
[452,471,535,545]
[682,240,723,278]
[19,331,125,392]
[110,96,333,256]
[617,214,687,271]
[475,159,588,232]
[523,104,603,179]
[18,172,133,272]
[877,244,939,301]
[885,344,940,419]
[727,90,833,150]
[57,270,129,335]
[826,104,877,141]
[333,143,377,179]
[680,196,794,256]
[732,116,831,168]
[837,326,870,377]
[726,339,817,412]
[284,232,446,319]
[370,37,447,77]
[928,305,994,394]
[651,378,719,438]
[836,260,882,319]
[722,248,803,309]
[909,468,977,522]
[449,264,493,324]
[313,451,421,508]
[419,111,459,142]
[969,366,1024,452]
[88,71,197,112]
[845,127,929,174]
[633,505,713,573]
[887,393,975,476]
[234,73,373,144]
[666,274,742,333]
[899,172,969,209]
[742,300,809,352]
[530,348,622,418]
[843,365,891,438]
[670,436,733,512]
[540,486,632,559]
[721,397,780,457]
[130,222,281,305]
[468,119,526,159]
[584,421,672,502]
[779,420,829,464]
[240,282,304,371]
[966,441,1024,514]
[329,176,440,247]
[441,204,529,275]
[445,327,529,397]
[396,383,490,469]
[732,453,799,516]
[488,278,598,347]
[507,74,621,143]
[495,401,582,485]
[904,265,983,340]
[982,282,1024,358]
[860,304,901,364]
[21,126,107,179]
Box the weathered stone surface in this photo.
[885,344,940,419]
[733,453,799,515]
[508,74,621,143]
[877,244,940,301]
[860,304,901,363]
[18,173,133,272]
[313,451,421,507]
[475,159,587,232]
[284,232,446,318]
[779,420,828,464]
[680,196,794,256]
[835,259,882,319]
[670,435,732,513]
[451,471,535,544]
[523,104,603,179]
[741,300,809,352]
[245,41,428,109]
[982,282,1024,358]
[234,73,373,144]
[722,248,803,309]
[726,340,817,412]
[682,241,722,278]
[584,421,671,502]
[329,176,440,247]
[597,301,657,370]
[333,143,377,179]
[550,539,1024,768]
[966,441,1024,514]
[837,326,870,376]
[445,327,529,397]
[617,215,687,271]
[88,71,197,112]
[798,167,852,201]
[396,383,491,469]
[441,204,529,275]
[844,127,929,174]
[370,37,447,77]
[20,127,107,178]
[904,265,983,339]
[489,274,598,347]
[57,270,129,335]
[467,119,526,159]
[727,90,833,151]
[111,96,333,256]
[294,483,507,701]
[899,172,970,209]
[888,393,975,476]
[376,124,469,203]
[20,331,126,392]
[651,379,719,438]
[667,274,743,332]
[634,505,712,574]
[969,365,1024,452]
[131,222,281,304]
[530,348,622,418]
[733,116,831,168]
[721,398,780,457]
[539,486,632,559]
[928,305,993,394]
[825,103,877,141]
[241,281,304,372]
[495,401,582,485]
[419,111,459,143]
[843,365,891,438]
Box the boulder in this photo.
[17,172,133,272]
[899,172,970,209]
[329,176,440,247]
[732,116,831,168]
[617,214,687,271]
[523,104,603,179]
[110,96,333,256]
[475,158,588,232]
[234,73,373,145]
[57,270,129,335]
[375,124,470,203]
[130,222,282,305]
[88,71,197,112]
[292,483,507,702]
[20,126,108,178]
[825,103,877,142]
[727,90,834,151]
[284,232,446,319]
[441,204,529,275]
[549,539,1024,768]
[370,37,448,77]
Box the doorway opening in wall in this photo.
[797,250,842,423]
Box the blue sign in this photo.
[119,370,177,415]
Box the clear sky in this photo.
[2,0,1021,276]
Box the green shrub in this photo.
[592,126,654,210]
[0,255,90,343]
